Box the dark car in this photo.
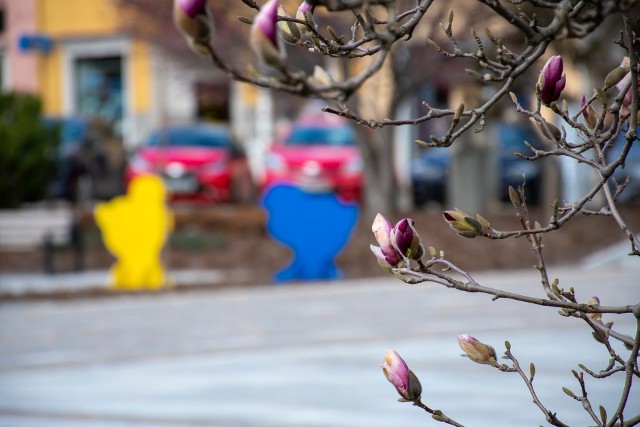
[126,123,246,203]
[497,123,543,204]
[411,147,450,207]
[45,117,89,200]
[411,123,543,207]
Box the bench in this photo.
[0,207,84,272]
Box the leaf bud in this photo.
[443,209,483,238]
[457,334,497,365]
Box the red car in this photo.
[126,124,242,203]
[263,116,363,202]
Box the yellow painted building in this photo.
[33,0,152,146]
[1,0,221,148]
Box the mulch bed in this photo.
[2,203,639,285]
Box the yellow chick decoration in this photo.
[95,175,173,291]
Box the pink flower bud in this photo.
[296,1,315,30]
[390,218,424,261]
[250,0,286,70]
[539,55,566,105]
[457,334,497,365]
[381,349,422,401]
[371,214,402,267]
[176,0,207,18]
[173,0,212,56]
[617,72,634,115]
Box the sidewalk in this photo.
[0,268,252,298]
[0,267,637,427]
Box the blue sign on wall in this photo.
[18,33,54,54]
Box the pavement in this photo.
[0,266,638,427]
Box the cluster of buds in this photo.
[381,349,422,402]
[538,55,566,105]
[173,0,212,57]
[457,334,497,366]
[370,214,424,271]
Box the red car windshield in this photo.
[148,127,231,148]
[285,125,355,146]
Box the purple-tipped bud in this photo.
[443,210,482,238]
[581,95,597,129]
[250,0,285,70]
[539,55,566,105]
[176,0,207,18]
[586,296,602,322]
[457,334,497,365]
[381,349,422,401]
[173,0,211,56]
[390,218,424,261]
[296,1,315,30]
[371,214,403,267]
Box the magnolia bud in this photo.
[371,214,403,267]
[391,218,424,261]
[538,55,566,105]
[381,349,422,401]
[616,72,634,116]
[443,209,482,238]
[277,6,301,44]
[586,296,602,322]
[173,0,212,57]
[457,334,497,365]
[296,1,315,31]
[581,95,597,129]
[250,0,286,71]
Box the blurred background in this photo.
[1,1,639,426]
[0,0,638,282]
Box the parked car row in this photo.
[43,116,639,207]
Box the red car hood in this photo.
[271,145,359,167]
[140,146,227,167]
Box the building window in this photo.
[75,56,123,136]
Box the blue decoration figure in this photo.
[262,184,359,283]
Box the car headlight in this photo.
[340,156,363,176]
[266,153,287,173]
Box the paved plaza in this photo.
[0,267,638,426]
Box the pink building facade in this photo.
[0,0,40,93]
